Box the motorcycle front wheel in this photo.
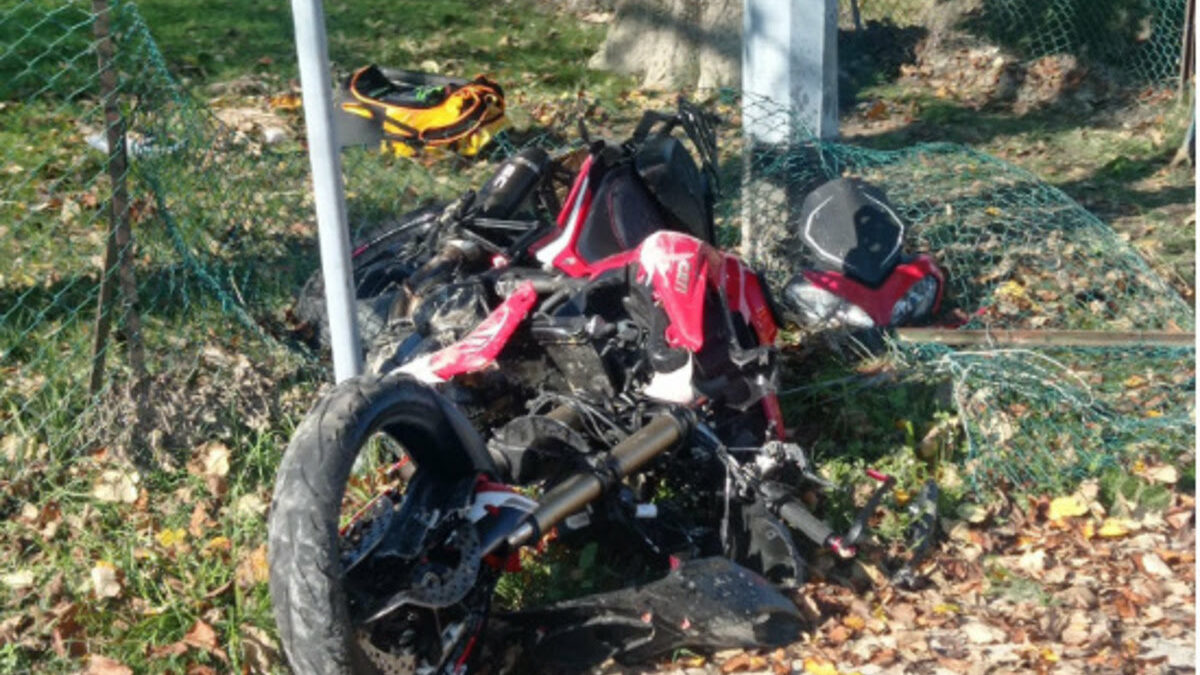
[268,374,500,674]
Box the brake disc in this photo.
[351,520,485,674]
[341,492,398,573]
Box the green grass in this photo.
[135,0,625,99]
[0,424,288,673]
[846,83,1195,300]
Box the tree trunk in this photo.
[589,0,741,91]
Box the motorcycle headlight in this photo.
[789,283,875,329]
[890,275,939,326]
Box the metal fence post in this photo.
[291,0,362,382]
[741,0,838,265]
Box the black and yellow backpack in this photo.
[338,65,506,157]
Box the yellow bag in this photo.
[339,65,506,158]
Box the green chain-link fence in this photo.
[0,0,323,471]
[2,0,140,466]
[0,1,1192,496]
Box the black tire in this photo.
[295,204,445,353]
[268,374,497,674]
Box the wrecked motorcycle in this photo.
[269,100,942,674]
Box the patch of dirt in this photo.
[87,342,316,470]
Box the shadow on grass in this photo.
[845,97,1104,149]
[839,21,927,108]
[1055,149,1195,214]
[845,96,1195,216]
[957,0,1182,85]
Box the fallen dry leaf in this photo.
[1165,509,1192,530]
[1017,549,1046,576]
[86,655,133,675]
[1097,518,1136,538]
[184,619,218,651]
[234,493,268,520]
[1143,465,1179,484]
[720,653,767,673]
[204,536,232,556]
[267,93,301,110]
[0,615,29,642]
[803,656,838,675]
[962,621,1006,644]
[1136,552,1174,579]
[889,602,917,624]
[1,569,34,591]
[236,544,270,588]
[241,624,282,674]
[92,469,139,504]
[191,441,231,497]
[1114,593,1137,619]
[184,619,228,663]
[865,100,889,120]
[91,561,122,599]
[189,503,215,538]
[1058,585,1097,609]
[1060,611,1091,646]
[155,528,187,550]
[148,641,188,659]
[201,441,230,478]
[1048,495,1089,521]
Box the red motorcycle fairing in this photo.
[402,151,789,432]
[633,231,777,352]
[531,155,596,277]
[397,281,539,383]
[631,231,785,438]
[793,254,944,329]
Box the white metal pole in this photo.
[741,0,838,266]
[291,0,362,382]
[742,0,838,142]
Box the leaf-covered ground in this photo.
[605,477,1195,674]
